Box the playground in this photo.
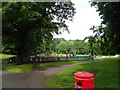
[1,54,119,88]
[1,1,120,89]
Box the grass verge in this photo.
[47,57,118,88]
[2,64,33,73]
[1,54,33,73]
[0,54,15,61]
[40,60,93,67]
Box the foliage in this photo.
[56,41,71,53]
[56,40,88,54]
[89,25,110,55]
[47,57,118,88]
[84,36,95,49]
[90,2,120,55]
[72,40,86,54]
[2,2,76,64]
[51,38,66,51]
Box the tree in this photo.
[56,39,88,54]
[84,36,96,50]
[0,7,1,54]
[56,41,71,53]
[2,2,76,64]
[51,38,66,52]
[71,40,86,54]
[91,2,120,54]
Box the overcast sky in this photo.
[53,0,102,41]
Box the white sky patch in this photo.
[53,0,102,40]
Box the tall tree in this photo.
[71,40,85,54]
[51,38,66,52]
[2,2,76,64]
[84,36,96,50]
[90,25,109,55]
[56,41,71,53]
[56,39,87,54]
[91,2,120,54]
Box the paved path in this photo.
[43,59,105,79]
[2,63,48,88]
[2,59,105,88]
[27,63,48,88]
[2,70,29,88]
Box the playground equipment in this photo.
[74,71,94,89]
[68,49,76,57]
[44,51,51,57]
[29,55,93,63]
[39,55,92,63]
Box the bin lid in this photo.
[74,71,94,78]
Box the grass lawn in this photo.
[2,63,33,73]
[0,54,15,61]
[1,54,33,73]
[47,57,119,88]
[40,60,93,67]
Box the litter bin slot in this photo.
[77,82,82,86]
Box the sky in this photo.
[53,0,102,41]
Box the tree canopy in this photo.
[56,39,88,54]
[89,2,120,55]
[2,2,76,64]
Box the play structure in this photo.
[68,49,76,57]
[28,48,94,63]
[36,55,93,63]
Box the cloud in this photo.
[53,0,102,40]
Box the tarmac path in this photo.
[2,70,29,88]
[2,63,48,88]
[42,59,105,79]
[27,63,48,88]
[2,59,105,88]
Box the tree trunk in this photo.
[17,51,24,65]
[16,31,27,65]
[16,41,26,65]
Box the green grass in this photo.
[1,54,33,73]
[40,60,93,67]
[0,54,15,61]
[2,63,33,73]
[47,57,119,88]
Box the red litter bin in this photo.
[74,71,94,90]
